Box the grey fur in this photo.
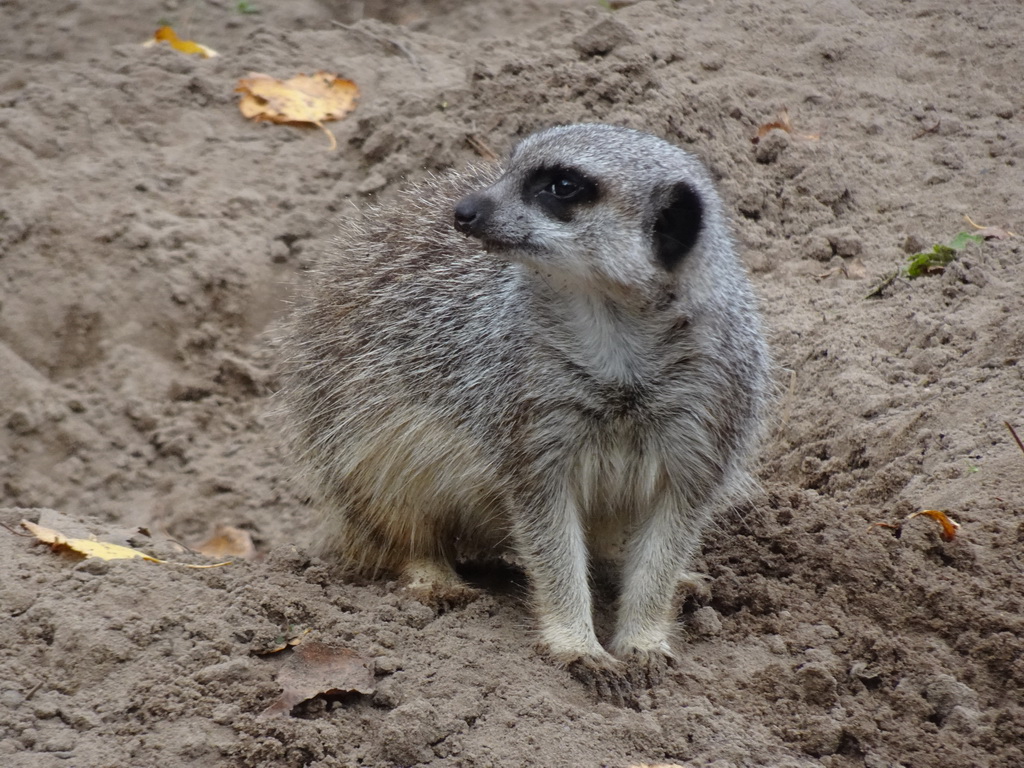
[279,124,770,669]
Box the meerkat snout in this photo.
[280,123,770,693]
[452,192,492,237]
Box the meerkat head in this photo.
[453,124,724,294]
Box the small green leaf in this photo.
[947,231,984,250]
[906,244,957,277]
[905,232,982,279]
[866,229,988,298]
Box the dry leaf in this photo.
[144,26,219,58]
[236,71,359,150]
[816,257,867,281]
[844,257,867,279]
[22,519,231,568]
[23,520,161,562]
[964,214,1018,240]
[752,107,820,144]
[753,108,793,141]
[261,642,375,717]
[194,524,256,560]
[868,509,961,542]
[257,627,313,655]
[906,509,961,542]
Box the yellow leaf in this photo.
[21,520,232,568]
[145,26,219,59]
[23,520,161,562]
[236,71,360,150]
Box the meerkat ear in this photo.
[652,182,704,272]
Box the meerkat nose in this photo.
[453,192,493,236]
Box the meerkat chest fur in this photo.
[516,270,711,523]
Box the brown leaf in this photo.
[843,257,867,279]
[815,266,840,281]
[753,108,793,142]
[815,258,866,282]
[194,524,256,560]
[260,642,375,717]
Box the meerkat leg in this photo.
[610,495,710,664]
[403,558,463,590]
[402,557,480,608]
[332,495,479,607]
[397,516,479,608]
[512,487,614,665]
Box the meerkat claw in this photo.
[621,649,674,689]
[564,655,636,707]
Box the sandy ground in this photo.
[2,0,1023,766]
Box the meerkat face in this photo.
[453,124,716,292]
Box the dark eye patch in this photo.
[523,165,599,221]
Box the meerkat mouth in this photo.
[472,234,539,260]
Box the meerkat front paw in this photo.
[608,633,676,690]
[563,648,673,706]
[534,637,634,706]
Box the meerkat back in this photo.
[279,164,524,580]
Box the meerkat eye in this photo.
[546,176,581,199]
[525,166,598,220]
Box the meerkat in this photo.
[279,123,770,683]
